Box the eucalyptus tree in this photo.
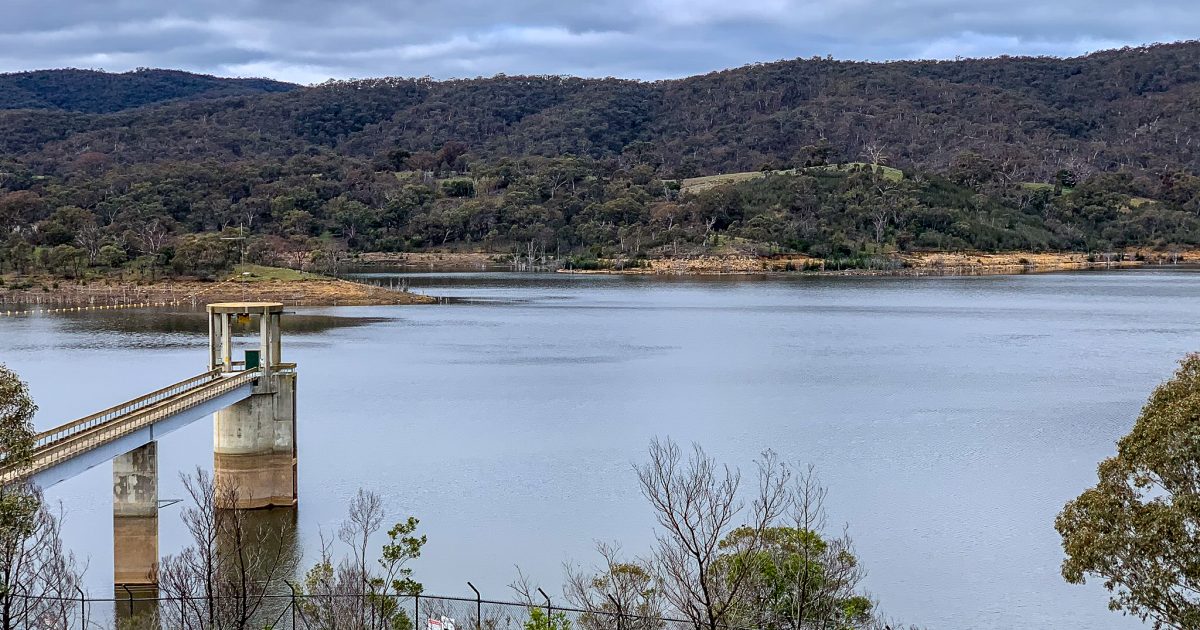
[300,489,425,630]
[564,542,664,630]
[1058,353,1200,629]
[635,439,789,630]
[0,363,83,630]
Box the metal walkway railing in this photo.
[0,365,294,484]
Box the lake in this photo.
[4,269,1194,629]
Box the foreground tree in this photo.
[718,467,872,630]
[157,468,301,630]
[636,438,789,630]
[564,542,664,630]
[628,440,912,630]
[510,571,574,630]
[0,363,84,629]
[1057,354,1200,628]
[0,367,34,471]
[301,489,425,629]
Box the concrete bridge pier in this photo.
[208,302,297,509]
[113,441,158,588]
[214,372,297,508]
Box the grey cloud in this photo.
[0,0,1195,84]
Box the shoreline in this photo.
[0,275,437,310]
[555,255,1147,277]
[351,249,1200,277]
[558,251,1200,276]
[4,250,1196,310]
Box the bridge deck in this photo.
[1,365,294,485]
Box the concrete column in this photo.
[259,309,270,376]
[222,313,233,372]
[214,372,297,508]
[208,312,216,370]
[270,313,282,366]
[114,442,157,587]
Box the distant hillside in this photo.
[4,43,1200,278]
[0,68,299,113]
[2,43,1200,179]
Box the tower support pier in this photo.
[214,372,297,508]
[113,441,157,587]
[207,302,297,509]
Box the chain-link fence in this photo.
[11,589,761,630]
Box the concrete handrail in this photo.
[0,368,266,483]
[34,370,261,466]
[31,370,224,446]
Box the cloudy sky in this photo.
[0,0,1195,85]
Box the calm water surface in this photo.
[4,270,1196,629]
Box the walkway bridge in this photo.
[0,302,299,591]
[2,365,293,488]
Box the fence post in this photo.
[285,580,297,629]
[76,585,88,629]
[606,594,623,630]
[121,584,134,618]
[415,592,421,630]
[537,588,551,624]
[468,582,481,630]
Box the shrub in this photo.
[441,178,475,198]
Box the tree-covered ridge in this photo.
[3,44,1200,277]
[0,68,299,114]
[4,42,1200,179]
[3,149,1200,279]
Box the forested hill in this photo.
[0,68,298,113]
[5,43,1200,279]
[3,42,1200,178]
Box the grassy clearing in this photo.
[680,163,903,194]
[680,171,773,193]
[1020,182,1055,192]
[231,264,329,282]
[1019,182,1078,193]
[804,162,903,182]
[1019,183,1157,208]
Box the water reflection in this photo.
[113,507,299,629]
[60,308,388,335]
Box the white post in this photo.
[260,308,270,376]
[208,312,216,370]
[271,313,282,366]
[222,313,233,372]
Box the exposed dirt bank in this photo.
[556,250,1200,276]
[353,251,509,270]
[10,250,1185,311]
[1,273,437,309]
[346,249,1200,276]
